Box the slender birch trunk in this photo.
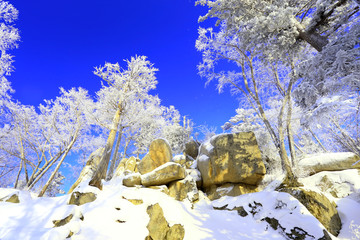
[309,128,328,152]
[27,152,63,190]
[106,126,124,180]
[89,103,123,189]
[38,134,78,197]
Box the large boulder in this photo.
[197,132,266,187]
[205,183,259,201]
[138,139,172,175]
[298,152,360,175]
[68,147,104,193]
[141,162,186,187]
[280,187,342,236]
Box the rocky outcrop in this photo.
[146,203,185,240]
[141,162,186,187]
[68,147,104,193]
[168,175,199,202]
[298,152,360,175]
[122,173,142,187]
[68,192,97,206]
[138,139,172,174]
[197,132,266,188]
[205,183,259,201]
[280,187,342,236]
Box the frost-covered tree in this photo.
[89,58,192,181]
[196,22,301,185]
[0,87,100,195]
[0,0,19,92]
[89,56,159,189]
[196,0,359,185]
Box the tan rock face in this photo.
[115,156,139,177]
[146,203,184,240]
[138,139,172,174]
[205,183,259,201]
[141,162,186,187]
[115,157,127,177]
[146,203,170,240]
[197,132,266,187]
[168,176,199,202]
[125,156,137,172]
[122,173,141,187]
[166,224,185,240]
[280,187,342,236]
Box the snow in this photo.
[202,140,214,153]
[0,182,286,240]
[1,155,360,239]
[212,191,328,239]
[298,152,357,168]
[299,169,360,199]
[198,154,209,163]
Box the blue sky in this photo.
[9,0,238,133]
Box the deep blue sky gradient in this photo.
[9,0,238,132]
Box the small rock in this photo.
[68,192,96,206]
[122,196,143,205]
[0,193,20,203]
[53,214,74,227]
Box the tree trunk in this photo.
[14,160,22,189]
[309,128,328,152]
[27,153,63,190]
[278,93,301,187]
[106,126,124,180]
[89,104,123,189]
[294,21,328,51]
[286,92,296,167]
[38,135,78,197]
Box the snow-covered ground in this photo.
[1,168,360,239]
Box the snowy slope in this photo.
[0,168,360,239]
